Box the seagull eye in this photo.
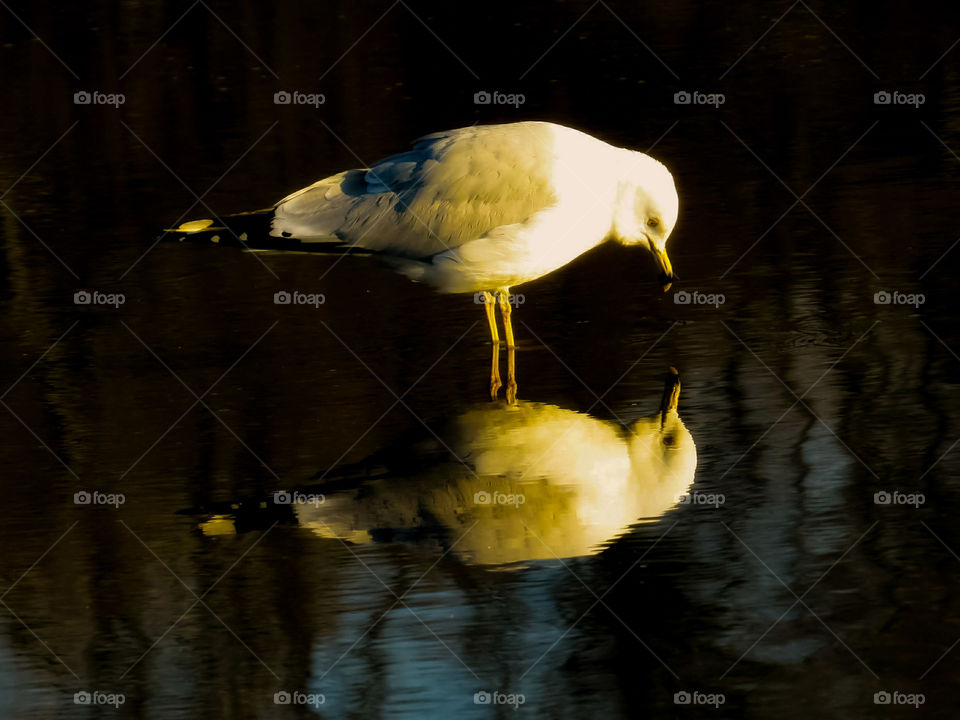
[647,217,660,228]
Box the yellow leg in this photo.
[482,291,500,344]
[505,343,517,405]
[489,341,502,400]
[496,288,517,403]
[497,287,516,349]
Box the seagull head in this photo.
[610,152,679,290]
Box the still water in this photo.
[1,0,959,717]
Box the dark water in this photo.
[2,1,960,717]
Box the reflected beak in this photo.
[649,241,674,291]
[660,366,681,413]
[660,366,681,426]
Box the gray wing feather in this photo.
[271,123,559,258]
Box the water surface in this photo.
[1,1,959,717]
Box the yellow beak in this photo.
[650,244,674,291]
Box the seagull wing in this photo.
[271,122,561,258]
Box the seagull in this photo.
[171,121,679,351]
[284,368,696,565]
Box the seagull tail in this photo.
[162,208,294,249]
[162,209,380,256]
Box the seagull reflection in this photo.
[294,368,696,565]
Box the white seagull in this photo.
[286,368,696,565]
[172,121,679,347]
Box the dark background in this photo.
[1,0,959,717]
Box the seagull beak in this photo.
[660,366,681,425]
[648,241,674,291]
